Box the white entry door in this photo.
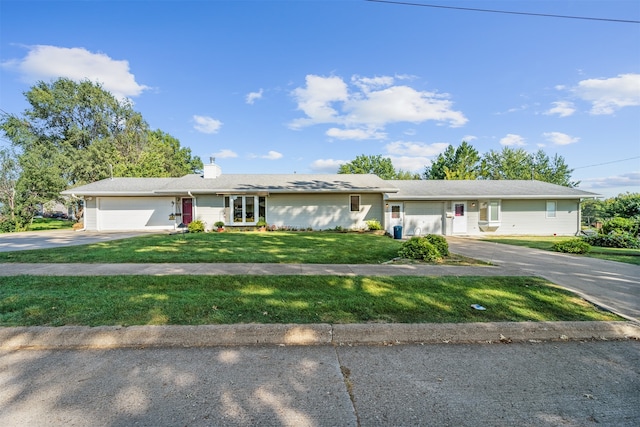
[452,202,467,234]
[388,203,403,234]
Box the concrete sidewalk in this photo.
[0,262,513,277]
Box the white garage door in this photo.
[404,202,443,235]
[97,197,175,231]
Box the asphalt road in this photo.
[1,340,638,427]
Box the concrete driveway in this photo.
[447,237,640,322]
[0,230,152,252]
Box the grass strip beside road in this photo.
[480,236,640,265]
[0,275,621,326]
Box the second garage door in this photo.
[404,202,444,235]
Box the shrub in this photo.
[214,221,225,228]
[552,238,591,254]
[256,217,267,228]
[366,219,383,231]
[398,237,442,262]
[583,232,640,249]
[188,220,206,233]
[602,217,638,235]
[423,234,449,257]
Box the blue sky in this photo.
[1,0,639,197]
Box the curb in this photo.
[1,321,638,350]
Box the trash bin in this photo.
[393,225,403,239]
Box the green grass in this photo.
[0,232,407,264]
[0,275,621,326]
[480,236,640,265]
[28,218,75,231]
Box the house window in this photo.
[350,195,360,212]
[228,195,265,224]
[479,200,500,223]
[391,205,401,219]
[546,201,557,218]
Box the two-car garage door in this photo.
[404,202,444,235]
[97,197,174,231]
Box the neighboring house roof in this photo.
[384,180,600,200]
[62,174,398,196]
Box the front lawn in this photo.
[0,275,621,326]
[480,236,640,265]
[29,218,75,231]
[0,231,415,264]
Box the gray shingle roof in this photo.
[63,174,398,195]
[61,178,176,196]
[384,180,600,200]
[62,175,600,199]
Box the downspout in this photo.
[577,199,583,236]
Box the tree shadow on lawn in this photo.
[0,275,620,327]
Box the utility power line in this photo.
[574,156,640,170]
[366,0,640,24]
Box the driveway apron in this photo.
[447,237,640,322]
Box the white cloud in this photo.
[574,73,640,115]
[289,75,349,129]
[289,74,467,137]
[350,75,395,92]
[385,141,449,157]
[212,149,237,159]
[543,131,580,146]
[262,150,283,160]
[544,101,576,117]
[344,85,467,128]
[193,115,223,134]
[461,135,477,142]
[309,158,347,172]
[499,134,526,146]
[388,156,428,172]
[326,128,386,140]
[580,172,640,189]
[246,88,263,104]
[2,45,148,99]
[383,141,450,172]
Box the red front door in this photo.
[182,198,193,225]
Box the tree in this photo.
[479,147,533,180]
[479,147,577,187]
[0,78,202,227]
[395,169,421,180]
[424,141,480,180]
[0,147,20,220]
[338,154,399,180]
[604,192,640,219]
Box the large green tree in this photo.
[338,154,419,180]
[424,141,480,180]
[479,147,577,187]
[0,78,202,230]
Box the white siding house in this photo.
[62,162,599,236]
